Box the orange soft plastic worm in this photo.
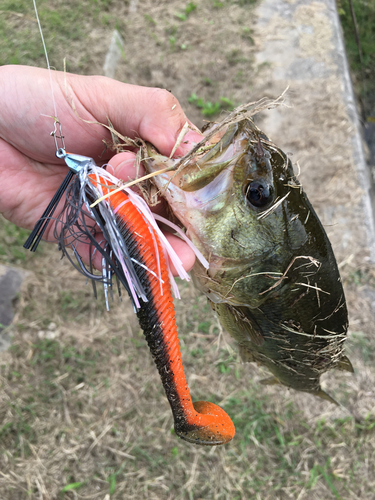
[93,175,235,445]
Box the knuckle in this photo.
[150,88,181,115]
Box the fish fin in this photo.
[336,355,354,373]
[238,345,255,363]
[259,376,281,386]
[243,322,264,346]
[314,390,339,406]
[230,306,265,346]
[213,303,264,347]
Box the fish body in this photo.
[143,118,351,399]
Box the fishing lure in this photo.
[26,0,234,445]
[24,125,235,445]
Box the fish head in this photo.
[144,119,314,308]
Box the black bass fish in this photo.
[143,116,352,403]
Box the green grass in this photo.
[175,1,197,21]
[337,0,375,115]
[188,93,235,117]
[0,246,374,497]
[144,13,156,25]
[346,267,375,287]
[0,0,116,71]
[224,393,346,495]
[0,217,33,265]
[60,481,85,494]
[347,331,375,364]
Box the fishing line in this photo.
[24,0,74,251]
[32,0,58,122]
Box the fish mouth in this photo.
[143,123,240,193]
[142,120,264,221]
[141,127,242,249]
[142,117,275,210]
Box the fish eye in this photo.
[245,180,273,208]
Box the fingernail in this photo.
[185,129,204,142]
[114,158,142,181]
[106,164,115,176]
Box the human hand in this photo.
[0,65,203,273]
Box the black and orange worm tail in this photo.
[93,176,235,445]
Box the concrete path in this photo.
[254,0,375,266]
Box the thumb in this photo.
[70,76,203,156]
[134,87,204,156]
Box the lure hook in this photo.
[24,118,95,251]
